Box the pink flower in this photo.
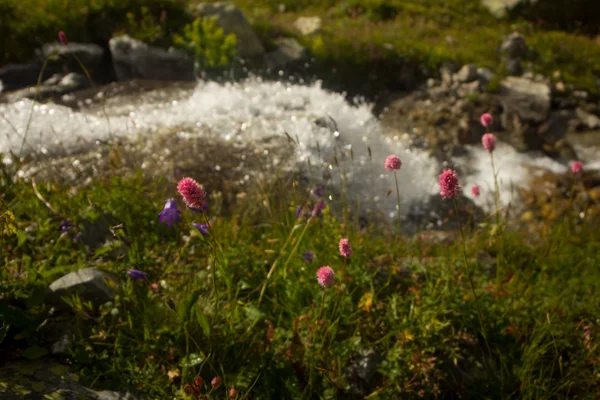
[482,133,496,153]
[229,387,237,398]
[384,155,402,171]
[339,238,352,258]
[177,177,206,209]
[438,169,461,199]
[150,283,160,293]
[471,185,480,197]
[571,161,583,174]
[211,377,222,388]
[480,113,493,128]
[58,31,68,45]
[317,266,335,288]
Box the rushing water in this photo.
[0,78,595,225]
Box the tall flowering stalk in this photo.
[385,155,403,250]
[480,113,501,226]
[438,169,490,351]
[565,161,584,230]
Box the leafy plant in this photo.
[173,17,238,71]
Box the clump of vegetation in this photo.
[0,0,189,63]
[173,17,238,72]
[1,111,600,398]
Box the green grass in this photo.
[2,0,600,92]
[2,147,600,398]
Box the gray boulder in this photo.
[47,267,116,308]
[193,2,265,59]
[37,42,104,70]
[498,76,550,122]
[109,36,194,81]
[265,38,307,69]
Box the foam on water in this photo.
[0,78,590,219]
[456,143,568,210]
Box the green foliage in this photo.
[1,149,600,397]
[0,0,189,63]
[173,17,238,71]
[125,6,164,44]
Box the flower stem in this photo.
[393,170,402,255]
[452,199,491,353]
[489,153,501,227]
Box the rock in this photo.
[575,108,600,130]
[293,16,322,36]
[0,63,62,92]
[500,32,528,59]
[109,36,194,81]
[58,72,88,90]
[265,38,307,69]
[476,67,495,85]
[440,66,453,86]
[506,58,523,76]
[0,359,142,399]
[453,64,477,83]
[47,267,116,308]
[194,2,265,58]
[457,80,481,98]
[37,42,104,69]
[44,73,65,85]
[498,77,551,122]
[481,0,527,17]
[51,333,73,355]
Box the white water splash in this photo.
[0,78,592,219]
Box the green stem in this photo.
[490,153,501,227]
[19,58,49,156]
[452,199,491,352]
[393,170,402,255]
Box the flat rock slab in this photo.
[47,267,116,308]
[0,359,140,399]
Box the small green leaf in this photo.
[23,345,48,360]
[195,309,210,338]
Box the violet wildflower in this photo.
[317,266,335,288]
[177,177,206,209]
[438,169,461,199]
[303,251,315,263]
[193,223,210,237]
[127,269,147,280]
[471,184,480,197]
[158,199,181,227]
[59,219,73,233]
[312,184,325,198]
[339,238,352,258]
[58,31,68,45]
[572,161,583,174]
[480,113,493,128]
[482,133,496,153]
[295,205,304,218]
[384,155,402,171]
